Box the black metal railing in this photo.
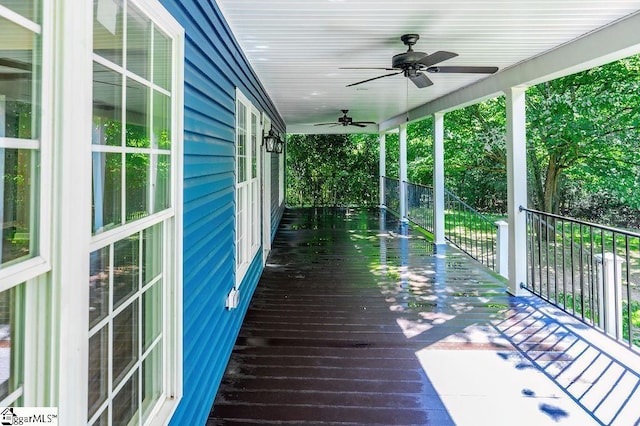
[522,207,640,351]
[383,177,400,215]
[407,182,434,234]
[403,181,497,270]
[444,189,497,270]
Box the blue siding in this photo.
[160,0,285,424]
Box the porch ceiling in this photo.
[215,1,640,135]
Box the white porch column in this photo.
[505,87,529,296]
[399,124,408,221]
[379,132,386,208]
[433,112,446,245]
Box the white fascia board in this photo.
[381,10,640,132]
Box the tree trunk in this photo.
[543,154,562,213]
[527,145,545,210]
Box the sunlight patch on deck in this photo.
[415,348,599,425]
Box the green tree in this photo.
[443,98,507,212]
[527,55,640,214]
[286,133,379,207]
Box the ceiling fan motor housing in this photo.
[392,51,427,70]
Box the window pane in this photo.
[112,302,138,386]
[142,281,161,352]
[0,16,41,140]
[112,371,138,425]
[141,344,162,422]
[237,104,246,183]
[1,149,37,266]
[92,152,122,234]
[125,153,149,222]
[0,285,23,402]
[153,154,170,213]
[113,233,139,308]
[93,0,124,65]
[153,27,171,90]
[93,63,122,146]
[142,223,161,284]
[89,247,110,330]
[127,3,151,79]
[92,409,109,426]
[152,91,170,150]
[0,0,40,23]
[125,79,149,148]
[88,325,108,419]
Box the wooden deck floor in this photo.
[208,208,640,425]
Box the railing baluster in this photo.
[625,235,631,347]
[553,216,558,305]
[613,234,619,340]
[579,223,585,321]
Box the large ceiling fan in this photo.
[314,110,376,128]
[344,34,499,88]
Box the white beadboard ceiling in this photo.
[215,0,640,134]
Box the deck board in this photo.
[208,208,640,425]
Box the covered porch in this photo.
[210,208,640,425]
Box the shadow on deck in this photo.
[209,208,640,425]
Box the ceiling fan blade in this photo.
[350,123,368,128]
[416,51,458,67]
[352,121,376,125]
[314,122,338,126]
[426,66,499,74]
[346,71,402,87]
[409,72,433,88]
[340,67,397,71]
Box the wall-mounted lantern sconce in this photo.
[263,129,277,152]
[275,137,284,154]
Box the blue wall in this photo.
[160,1,285,424]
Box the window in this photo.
[0,0,48,281]
[235,90,261,286]
[89,0,182,424]
[88,225,163,424]
[0,0,45,408]
[92,0,173,235]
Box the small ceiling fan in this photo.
[314,110,376,128]
[343,34,499,88]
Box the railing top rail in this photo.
[520,206,640,239]
[384,176,400,182]
[444,188,497,227]
[403,180,433,191]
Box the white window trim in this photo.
[235,89,261,288]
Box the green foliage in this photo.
[444,98,507,213]
[286,133,379,207]
[527,55,640,216]
[286,55,640,226]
